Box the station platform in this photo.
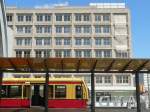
[0,107,150,112]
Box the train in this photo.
[0,78,89,108]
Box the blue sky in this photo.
[5,0,150,58]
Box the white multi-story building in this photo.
[6,3,135,106]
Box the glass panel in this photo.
[48,85,53,99]
[76,85,82,99]
[1,85,22,98]
[23,85,30,98]
[55,85,66,98]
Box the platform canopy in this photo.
[0,58,150,73]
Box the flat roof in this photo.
[0,58,150,73]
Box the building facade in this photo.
[143,73,150,93]
[6,3,135,107]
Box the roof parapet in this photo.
[89,3,126,8]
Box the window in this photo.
[7,15,12,22]
[75,14,82,21]
[84,76,91,84]
[64,14,71,21]
[95,26,101,33]
[25,26,32,33]
[83,50,91,57]
[55,85,66,98]
[75,26,82,33]
[35,50,42,58]
[17,26,23,33]
[63,50,71,57]
[56,14,62,21]
[104,76,111,83]
[45,14,51,21]
[104,50,112,58]
[17,15,24,22]
[75,50,82,57]
[44,38,51,45]
[83,38,91,45]
[55,38,62,45]
[103,26,110,33]
[26,15,32,22]
[76,86,82,99]
[43,50,51,58]
[95,38,102,45]
[103,38,111,45]
[24,51,30,58]
[83,26,91,33]
[95,14,101,21]
[56,26,62,33]
[36,38,42,46]
[103,15,110,21]
[116,75,129,84]
[83,14,90,21]
[1,85,22,98]
[48,85,53,98]
[95,50,102,58]
[64,26,71,33]
[24,38,32,46]
[16,50,22,57]
[116,51,128,58]
[44,26,51,33]
[36,26,43,33]
[64,38,71,45]
[96,76,103,83]
[37,14,43,21]
[16,38,23,46]
[75,38,82,45]
[55,50,62,58]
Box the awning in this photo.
[0,58,150,73]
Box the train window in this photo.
[1,86,7,97]
[55,85,66,98]
[9,85,22,98]
[23,85,30,98]
[76,85,82,99]
[0,85,22,98]
[48,85,53,99]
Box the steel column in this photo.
[0,72,3,99]
[44,72,49,112]
[91,72,95,112]
[135,72,141,112]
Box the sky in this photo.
[5,0,150,58]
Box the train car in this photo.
[0,78,89,108]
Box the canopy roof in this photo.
[0,58,150,73]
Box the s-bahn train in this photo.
[0,78,89,108]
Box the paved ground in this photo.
[1,107,150,112]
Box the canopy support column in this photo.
[91,72,95,112]
[135,72,141,112]
[44,72,49,112]
[0,72,3,99]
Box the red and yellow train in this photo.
[0,78,89,108]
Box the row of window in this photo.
[15,50,128,58]
[82,75,130,84]
[15,50,112,58]
[16,37,112,46]
[16,25,111,34]
[7,14,110,22]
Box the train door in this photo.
[31,84,44,106]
